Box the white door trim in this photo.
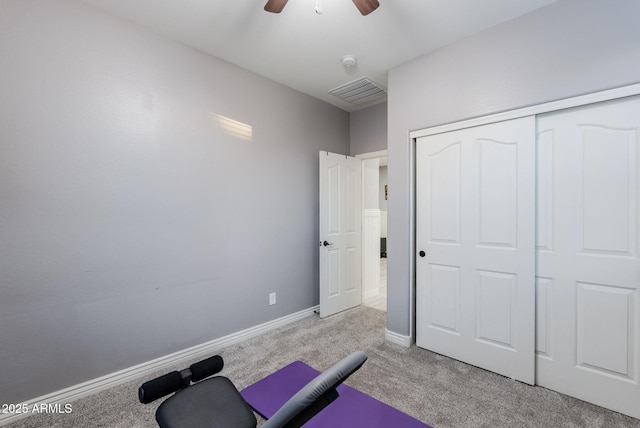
[356,149,388,160]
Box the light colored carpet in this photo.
[6,306,640,428]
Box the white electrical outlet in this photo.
[269,292,276,306]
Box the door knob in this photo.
[323,241,333,247]
[419,250,426,257]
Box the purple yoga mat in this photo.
[241,360,432,428]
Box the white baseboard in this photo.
[385,328,412,348]
[0,305,319,427]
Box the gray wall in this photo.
[350,102,387,156]
[386,0,640,336]
[0,0,349,403]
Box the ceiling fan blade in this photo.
[264,0,289,13]
[352,0,380,16]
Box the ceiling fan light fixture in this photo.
[265,0,379,15]
[352,0,380,16]
[264,0,289,13]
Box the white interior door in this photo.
[416,117,536,384]
[536,96,640,419]
[319,151,362,318]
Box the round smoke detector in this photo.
[342,55,357,68]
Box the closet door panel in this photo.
[536,96,640,419]
[416,117,536,384]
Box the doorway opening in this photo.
[357,150,388,312]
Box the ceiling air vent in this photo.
[329,77,387,106]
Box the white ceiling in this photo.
[79,0,557,112]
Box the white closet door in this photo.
[536,96,640,419]
[416,117,536,384]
